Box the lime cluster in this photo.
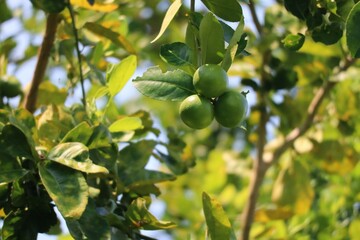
[179,64,248,129]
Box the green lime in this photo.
[0,77,22,98]
[214,91,248,128]
[193,64,228,98]
[30,0,66,13]
[179,95,214,129]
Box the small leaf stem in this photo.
[190,0,195,12]
[67,2,87,110]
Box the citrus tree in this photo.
[1,0,360,240]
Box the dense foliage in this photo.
[0,0,360,239]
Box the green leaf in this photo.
[61,121,93,145]
[271,67,298,90]
[312,140,358,175]
[118,140,157,170]
[0,124,35,161]
[220,21,248,57]
[66,199,110,240]
[160,42,193,66]
[185,15,203,67]
[83,22,135,54]
[282,33,305,51]
[37,105,68,149]
[106,55,137,98]
[254,207,293,222]
[120,169,176,188]
[0,165,27,184]
[151,0,182,43]
[201,0,242,22]
[221,17,244,71]
[271,160,314,214]
[202,192,236,240]
[349,219,360,239]
[2,210,38,240]
[312,22,343,45]
[0,0,12,23]
[47,142,109,174]
[346,2,360,58]
[89,144,118,174]
[38,161,89,219]
[131,110,161,137]
[132,66,196,101]
[155,150,188,175]
[125,198,176,230]
[108,117,143,132]
[284,0,310,20]
[36,81,67,108]
[87,124,112,149]
[199,12,225,64]
[8,109,38,160]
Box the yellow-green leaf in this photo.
[125,198,176,230]
[106,55,137,98]
[151,0,182,43]
[83,22,135,54]
[272,160,314,214]
[202,192,236,240]
[39,161,89,219]
[254,207,293,222]
[48,142,109,174]
[221,17,244,71]
[108,117,143,132]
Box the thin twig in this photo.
[248,0,262,35]
[24,13,59,113]
[66,2,87,109]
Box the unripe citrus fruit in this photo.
[214,91,248,128]
[0,78,22,98]
[193,64,228,98]
[179,95,214,129]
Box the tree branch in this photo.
[241,51,270,240]
[268,57,357,165]
[23,13,59,113]
[248,0,262,35]
[240,56,356,240]
[241,153,268,240]
[190,0,195,12]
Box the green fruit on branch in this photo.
[0,77,23,98]
[193,64,228,98]
[30,0,66,13]
[179,95,214,129]
[214,91,248,128]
